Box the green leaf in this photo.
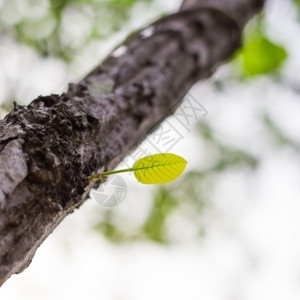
[238,34,288,77]
[133,153,187,184]
[88,153,187,184]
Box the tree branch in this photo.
[0,0,265,286]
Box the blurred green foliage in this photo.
[293,0,300,15]
[235,17,288,77]
[238,35,287,76]
[263,114,300,150]
[0,0,152,61]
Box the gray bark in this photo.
[0,0,264,286]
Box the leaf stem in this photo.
[100,167,135,176]
[88,167,135,181]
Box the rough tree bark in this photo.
[0,0,264,286]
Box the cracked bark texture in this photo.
[0,0,265,286]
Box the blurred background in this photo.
[1,0,300,299]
